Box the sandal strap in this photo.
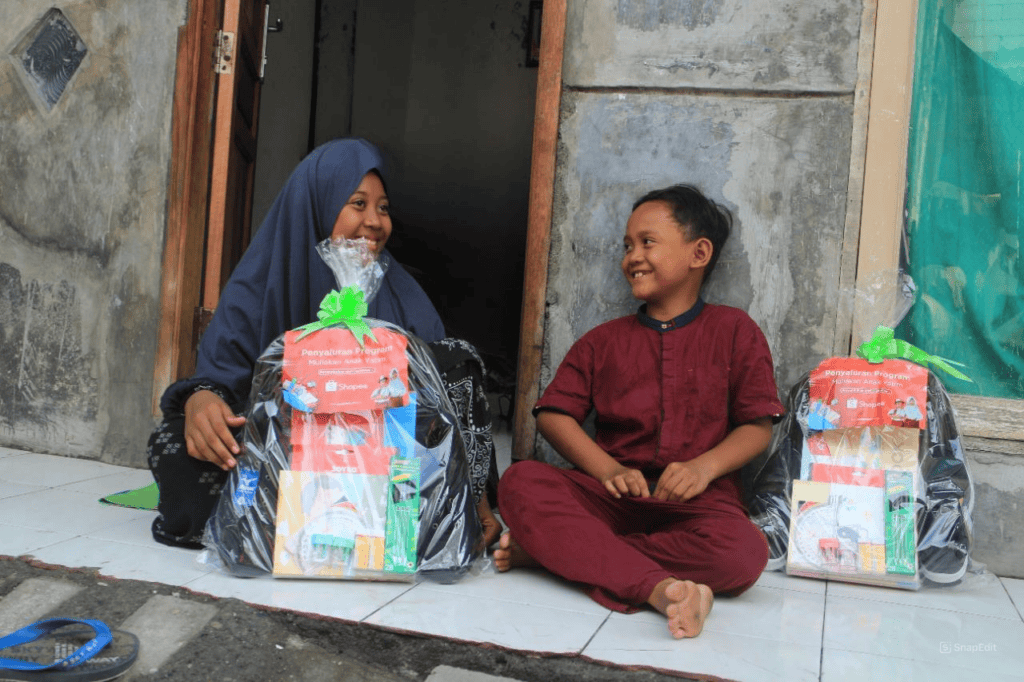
[0,618,112,672]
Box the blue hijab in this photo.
[162,138,445,412]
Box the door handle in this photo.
[260,5,284,82]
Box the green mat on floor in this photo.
[100,482,159,510]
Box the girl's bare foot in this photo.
[492,532,541,572]
[648,578,714,639]
[477,499,504,548]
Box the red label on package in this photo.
[810,463,885,488]
[290,412,394,475]
[283,327,410,413]
[808,358,928,429]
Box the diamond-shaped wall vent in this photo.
[14,8,88,111]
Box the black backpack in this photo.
[746,370,973,585]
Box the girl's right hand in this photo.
[184,390,246,470]
[600,465,650,499]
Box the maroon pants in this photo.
[498,461,768,612]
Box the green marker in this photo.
[384,458,421,573]
[885,470,916,575]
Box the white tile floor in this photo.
[2,445,1024,681]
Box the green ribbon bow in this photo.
[295,286,377,347]
[856,326,971,382]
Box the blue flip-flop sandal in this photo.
[0,618,138,682]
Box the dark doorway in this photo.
[252,1,537,387]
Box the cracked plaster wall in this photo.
[566,0,860,90]
[0,1,184,465]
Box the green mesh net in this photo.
[899,0,1024,398]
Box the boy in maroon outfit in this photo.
[495,185,784,638]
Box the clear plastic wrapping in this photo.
[753,274,974,585]
[747,272,975,589]
[201,239,483,582]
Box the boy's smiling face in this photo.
[621,200,711,320]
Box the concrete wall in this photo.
[351,0,537,363]
[968,440,1024,578]
[535,0,861,462]
[566,0,859,91]
[0,1,184,465]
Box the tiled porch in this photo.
[1,446,1022,681]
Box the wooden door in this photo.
[204,0,268,309]
[154,0,268,413]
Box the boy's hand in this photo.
[600,465,650,499]
[652,461,713,502]
[184,390,246,470]
[535,411,649,499]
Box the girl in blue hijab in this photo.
[148,139,500,549]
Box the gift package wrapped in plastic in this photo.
[747,278,975,590]
[202,239,483,582]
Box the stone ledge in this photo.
[951,394,1024,443]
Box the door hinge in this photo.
[214,30,235,75]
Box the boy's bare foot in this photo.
[648,578,714,639]
[492,532,541,572]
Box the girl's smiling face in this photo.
[331,171,392,252]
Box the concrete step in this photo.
[426,665,523,682]
[0,578,83,633]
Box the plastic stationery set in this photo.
[747,279,976,590]
[201,238,483,582]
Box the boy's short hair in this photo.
[632,184,732,282]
